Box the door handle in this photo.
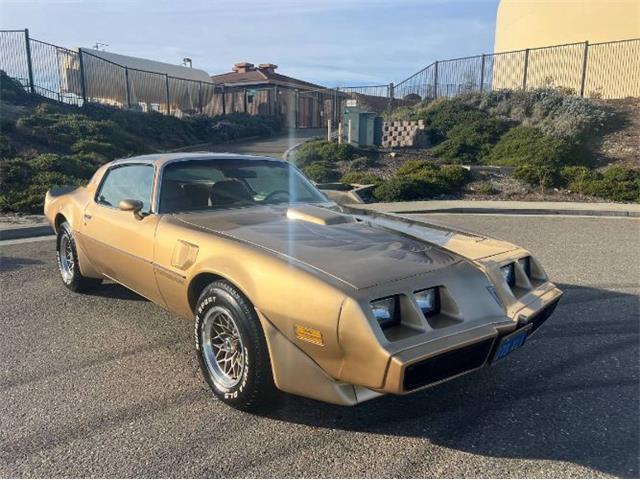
[83,213,92,221]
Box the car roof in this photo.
[110,152,286,168]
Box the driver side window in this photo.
[96,164,155,212]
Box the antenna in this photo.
[93,42,109,51]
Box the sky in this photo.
[0,0,500,86]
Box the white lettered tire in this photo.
[195,280,276,411]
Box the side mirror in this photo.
[118,199,144,220]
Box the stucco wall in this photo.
[495,0,640,51]
[492,0,640,98]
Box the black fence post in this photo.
[198,81,203,114]
[165,74,171,115]
[388,82,394,112]
[522,48,530,90]
[580,40,589,97]
[295,89,299,129]
[433,60,439,98]
[479,54,486,92]
[78,47,87,105]
[24,28,34,94]
[243,87,248,113]
[124,67,131,108]
[221,85,226,115]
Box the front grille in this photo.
[522,298,560,333]
[402,338,495,391]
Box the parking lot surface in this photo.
[0,214,638,478]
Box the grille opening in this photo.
[402,337,495,391]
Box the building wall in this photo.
[495,0,640,51]
[493,0,640,98]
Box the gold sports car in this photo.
[44,153,563,411]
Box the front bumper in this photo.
[382,285,562,395]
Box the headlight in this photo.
[518,256,531,278]
[414,287,439,317]
[370,296,399,329]
[500,263,516,287]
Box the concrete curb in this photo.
[0,225,54,241]
[282,141,304,161]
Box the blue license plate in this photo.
[492,325,532,362]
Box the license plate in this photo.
[492,324,532,362]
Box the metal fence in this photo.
[2,29,639,128]
[0,29,306,125]
[394,38,640,102]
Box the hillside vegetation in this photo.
[0,71,282,212]
[311,88,639,203]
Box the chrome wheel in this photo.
[58,232,75,284]
[201,306,245,389]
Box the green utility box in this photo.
[343,108,383,147]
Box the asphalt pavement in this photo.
[0,215,638,478]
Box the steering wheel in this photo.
[263,190,290,203]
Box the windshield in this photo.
[158,159,327,213]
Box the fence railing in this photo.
[394,38,640,102]
[0,29,303,124]
[2,29,639,129]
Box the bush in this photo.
[591,167,640,202]
[294,140,356,167]
[349,156,374,171]
[372,161,471,201]
[487,126,580,170]
[302,162,340,183]
[340,171,381,185]
[0,70,32,105]
[373,177,435,202]
[431,117,511,164]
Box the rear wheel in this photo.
[56,221,102,292]
[195,280,276,411]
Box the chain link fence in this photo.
[1,29,638,128]
[395,38,640,103]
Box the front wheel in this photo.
[195,280,276,411]
[56,221,102,292]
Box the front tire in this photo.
[56,221,102,292]
[195,280,276,411]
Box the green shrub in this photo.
[487,126,578,169]
[0,133,14,157]
[302,162,340,183]
[372,162,471,201]
[71,139,123,158]
[431,118,511,164]
[294,140,356,167]
[349,156,374,171]
[476,182,499,195]
[396,159,438,178]
[438,165,472,188]
[340,171,382,185]
[417,99,490,144]
[561,166,596,193]
[513,164,559,189]
[373,177,435,202]
[581,167,640,202]
[0,70,32,105]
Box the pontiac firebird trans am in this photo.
[44,153,562,410]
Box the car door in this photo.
[79,163,165,306]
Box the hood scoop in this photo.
[286,205,355,226]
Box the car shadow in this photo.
[261,283,640,477]
[0,256,44,272]
[87,282,147,301]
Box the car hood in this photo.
[173,204,516,290]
